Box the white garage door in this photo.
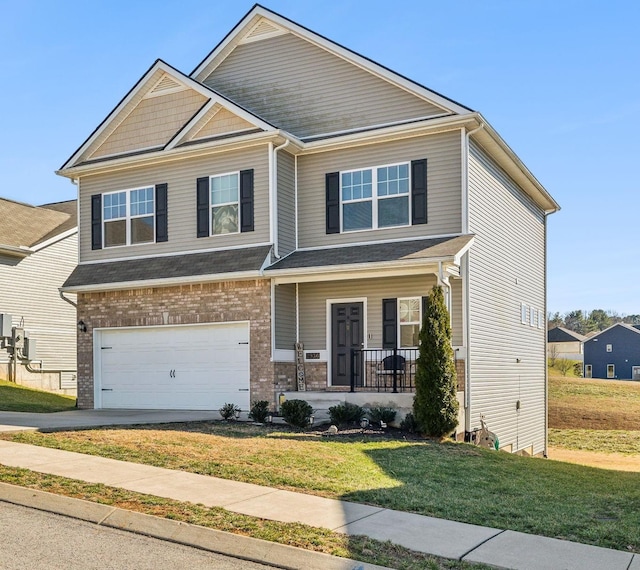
[96,322,250,410]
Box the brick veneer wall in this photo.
[76,279,272,409]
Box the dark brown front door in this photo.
[331,302,363,386]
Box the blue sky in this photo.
[1,1,637,314]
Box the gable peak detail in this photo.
[145,73,187,98]
[239,17,288,44]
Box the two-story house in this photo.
[58,5,558,455]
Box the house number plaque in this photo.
[295,342,306,391]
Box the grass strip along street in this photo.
[0,464,488,570]
[2,422,639,554]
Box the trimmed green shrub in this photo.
[281,399,313,429]
[367,406,397,426]
[399,412,419,433]
[328,402,365,426]
[219,402,241,421]
[249,400,270,423]
[413,285,459,437]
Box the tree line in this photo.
[547,309,640,335]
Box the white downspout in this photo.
[463,120,485,433]
[270,139,290,260]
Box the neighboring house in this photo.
[58,5,559,455]
[583,324,640,380]
[547,326,586,361]
[0,198,78,394]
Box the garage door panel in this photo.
[97,323,250,410]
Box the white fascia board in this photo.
[31,227,78,253]
[60,60,274,172]
[0,244,32,258]
[470,114,560,214]
[267,259,456,285]
[60,270,263,294]
[57,130,286,179]
[299,115,477,155]
[192,6,471,116]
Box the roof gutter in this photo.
[0,244,32,258]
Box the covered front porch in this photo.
[265,235,473,417]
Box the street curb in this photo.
[0,482,390,570]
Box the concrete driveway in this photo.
[0,409,221,432]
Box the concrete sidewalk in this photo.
[0,439,637,570]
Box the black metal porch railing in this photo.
[350,348,418,393]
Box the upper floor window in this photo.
[196,170,254,238]
[325,159,427,235]
[606,344,613,352]
[91,184,167,251]
[101,187,157,248]
[210,173,239,235]
[341,163,410,232]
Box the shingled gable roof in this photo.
[0,198,77,257]
[547,326,587,343]
[191,4,473,116]
[59,59,276,171]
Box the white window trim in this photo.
[209,171,240,236]
[102,186,156,248]
[607,364,615,379]
[606,344,612,352]
[584,364,592,378]
[340,161,411,233]
[398,297,422,348]
[521,302,529,325]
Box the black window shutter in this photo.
[325,172,340,234]
[155,183,168,243]
[382,298,398,349]
[411,159,428,225]
[240,169,254,233]
[91,194,102,250]
[196,177,210,238]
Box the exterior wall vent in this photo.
[240,18,287,44]
[145,74,186,98]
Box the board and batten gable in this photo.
[0,235,77,373]
[78,145,270,263]
[297,130,463,249]
[467,140,546,455]
[203,32,447,139]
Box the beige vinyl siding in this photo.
[0,235,77,373]
[451,277,463,346]
[79,145,270,262]
[467,141,546,455]
[190,107,257,141]
[204,33,446,139]
[274,283,296,350]
[277,151,296,256]
[91,90,208,159]
[298,275,438,350]
[78,69,164,163]
[297,130,462,248]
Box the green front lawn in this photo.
[4,422,640,553]
[0,380,76,413]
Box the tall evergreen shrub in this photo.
[413,285,459,437]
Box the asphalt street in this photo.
[0,502,276,570]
